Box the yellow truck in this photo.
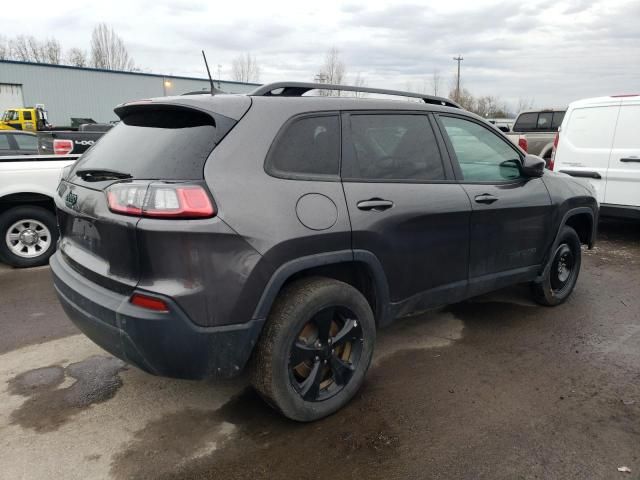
[0,105,51,132]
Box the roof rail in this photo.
[249,82,461,108]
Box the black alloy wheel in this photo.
[252,277,375,421]
[289,306,364,402]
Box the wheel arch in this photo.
[563,209,596,248]
[252,250,392,328]
[537,207,596,281]
[0,192,56,216]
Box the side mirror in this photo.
[521,154,545,177]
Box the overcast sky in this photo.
[4,0,639,110]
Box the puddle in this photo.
[8,366,65,396]
[8,355,126,432]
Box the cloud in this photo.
[1,0,638,110]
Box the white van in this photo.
[552,95,640,219]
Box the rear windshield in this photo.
[514,111,565,132]
[72,106,231,180]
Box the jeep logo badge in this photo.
[65,191,78,208]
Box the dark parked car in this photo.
[0,130,38,156]
[50,82,598,421]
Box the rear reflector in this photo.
[518,137,528,153]
[130,293,169,312]
[54,139,74,155]
[106,183,215,219]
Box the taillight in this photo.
[130,293,169,312]
[549,132,559,171]
[106,183,215,219]
[518,136,528,153]
[54,139,74,155]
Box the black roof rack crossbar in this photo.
[249,82,461,108]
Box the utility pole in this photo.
[453,55,464,102]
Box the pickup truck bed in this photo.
[37,130,107,155]
[510,110,566,163]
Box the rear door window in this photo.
[266,114,340,180]
[513,112,537,132]
[13,134,38,151]
[343,114,445,181]
[0,134,10,150]
[71,106,234,180]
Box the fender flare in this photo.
[252,249,392,327]
[537,207,596,281]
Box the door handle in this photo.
[620,157,640,163]
[474,194,498,204]
[357,199,394,211]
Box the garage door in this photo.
[0,84,24,113]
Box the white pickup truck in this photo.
[0,154,79,267]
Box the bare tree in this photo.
[26,36,45,62]
[351,72,367,97]
[448,86,476,111]
[403,80,424,102]
[231,53,260,83]
[9,35,50,63]
[514,97,535,115]
[4,35,61,64]
[0,35,9,60]
[91,23,135,71]
[429,70,442,96]
[42,38,62,64]
[66,47,88,67]
[9,36,31,62]
[315,47,346,95]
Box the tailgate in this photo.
[55,180,141,293]
[54,98,249,293]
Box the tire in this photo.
[531,226,581,306]
[0,206,58,268]
[251,276,376,422]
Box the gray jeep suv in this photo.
[50,82,598,421]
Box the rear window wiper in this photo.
[75,168,133,181]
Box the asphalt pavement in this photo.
[0,219,638,479]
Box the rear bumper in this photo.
[50,251,264,380]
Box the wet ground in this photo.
[0,219,638,479]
